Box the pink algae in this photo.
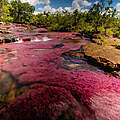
[0,34,120,119]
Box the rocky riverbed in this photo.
[0,24,120,120]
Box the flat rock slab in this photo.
[92,37,120,46]
[82,43,120,70]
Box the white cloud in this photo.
[33,11,41,15]
[64,7,72,12]
[94,1,99,5]
[116,3,120,13]
[57,7,64,12]
[36,0,92,14]
[9,0,50,6]
[38,5,74,13]
[72,0,92,10]
[38,5,57,13]
[81,9,88,12]
[116,3,120,8]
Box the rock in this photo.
[8,27,27,32]
[62,49,84,59]
[82,43,120,70]
[4,30,13,34]
[33,28,48,32]
[0,71,16,109]
[0,29,13,34]
[0,37,4,42]
[22,37,31,42]
[92,37,120,46]
[53,43,64,48]
[32,28,48,32]
[2,34,17,43]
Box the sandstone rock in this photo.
[92,37,120,46]
[62,50,84,59]
[82,43,120,70]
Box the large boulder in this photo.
[82,43,120,70]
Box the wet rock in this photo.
[114,45,120,49]
[53,43,64,48]
[0,30,13,34]
[1,34,18,43]
[0,71,16,109]
[0,37,4,42]
[33,28,48,32]
[62,49,84,59]
[8,27,27,32]
[22,37,31,42]
[82,43,120,70]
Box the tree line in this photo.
[0,0,120,38]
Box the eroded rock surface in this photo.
[82,43,120,70]
[92,37,120,46]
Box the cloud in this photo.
[116,3,120,14]
[57,7,64,12]
[72,0,92,9]
[64,7,72,12]
[36,0,92,14]
[116,3,120,8]
[38,5,57,13]
[33,11,41,15]
[9,0,50,6]
[38,5,74,13]
[94,1,99,5]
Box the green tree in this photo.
[10,0,35,23]
[87,0,116,34]
[0,0,13,23]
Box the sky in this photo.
[19,0,120,14]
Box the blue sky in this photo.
[20,0,120,14]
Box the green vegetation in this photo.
[0,0,120,39]
[97,39,108,45]
[0,0,35,23]
[29,0,120,38]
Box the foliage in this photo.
[97,39,107,45]
[28,0,120,37]
[9,0,35,23]
[0,0,13,22]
